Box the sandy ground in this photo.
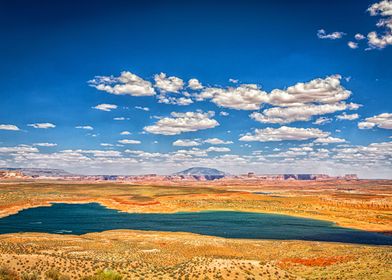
[0,179,391,279]
[0,230,391,279]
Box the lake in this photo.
[0,203,391,245]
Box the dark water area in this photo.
[0,203,391,245]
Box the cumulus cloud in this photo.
[206,146,231,152]
[250,102,358,124]
[118,139,141,144]
[188,78,203,90]
[76,125,93,130]
[220,111,229,116]
[0,145,39,153]
[355,33,366,40]
[62,149,122,158]
[172,139,201,147]
[196,74,353,115]
[0,124,20,131]
[336,112,359,120]
[348,41,358,49]
[33,143,57,147]
[135,106,150,111]
[93,104,118,112]
[100,143,113,147]
[267,75,351,106]
[28,123,56,129]
[113,117,129,121]
[358,113,392,129]
[204,138,233,145]
[154,73,184,93]
[239,126,329,142]
[313,117,332,125]
[314,137,346,144]
[367,0,392,49]
[157,95,193,106]
[317,29,345,39]
[120,131,131,135]
[144,111,219,135]
[89,71,155,96]
[368,0,392,17]
[197,84,268,110]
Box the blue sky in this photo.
[0,0,391,177]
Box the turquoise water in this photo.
[0,203,391,245]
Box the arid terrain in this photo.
[0,179,391,279]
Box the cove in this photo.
[0,203,391,245]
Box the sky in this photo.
[0,0,391,178]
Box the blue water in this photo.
[0,203,391,245]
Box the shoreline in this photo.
[0,198,391,235]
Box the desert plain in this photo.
[0,178,391,279]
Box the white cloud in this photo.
[113,117,129,121]
[317,29,345,39]
[100,143,113,147]
[267,75,351,106]
[197,75,352,113]
[204,138,233,145]
[154,73,184,93]
[76,125,93,130]
[118,139,141,144]
[358,113,392,129]
[0,145,39,153]
[368,0,392,17]
[348,41,358,49]
[313,117,331,125]
[33,143,57,147]
[172,139,201,147]
[0,124,20,131]
[28,123,56,129]
[93,104,118,112]
[63,149,122,158]
[367,30,392,49]
[250,102,358,124]
[337,112,359,120]
[314,137,346,144]
[239,126,329,142]
[157,95,193,106]
[120,131,131,135]
[220,111,229,116]
[355,33,366,40]
[188,78,203,90]
[366,0,392,49]
[144,111,219,135]
[135,106,150,111]
[206,146,231,152]
[89,71,155,96]
[198,84,268,110]
[229,78,239,83]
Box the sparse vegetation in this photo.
[0,267,18,280]
[82,269,122,280]
[0,180,391,279]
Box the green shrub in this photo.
[21,272,39,280]
[82,269,122,280]
[45,269,70,280]
[0,266,18,280]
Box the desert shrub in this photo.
[21,272,39,280]
[81,269,122,280]
[0,266,18,280]
[45,269,70,280]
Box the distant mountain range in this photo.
[173,167,227,180]
[0,168,73,177]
